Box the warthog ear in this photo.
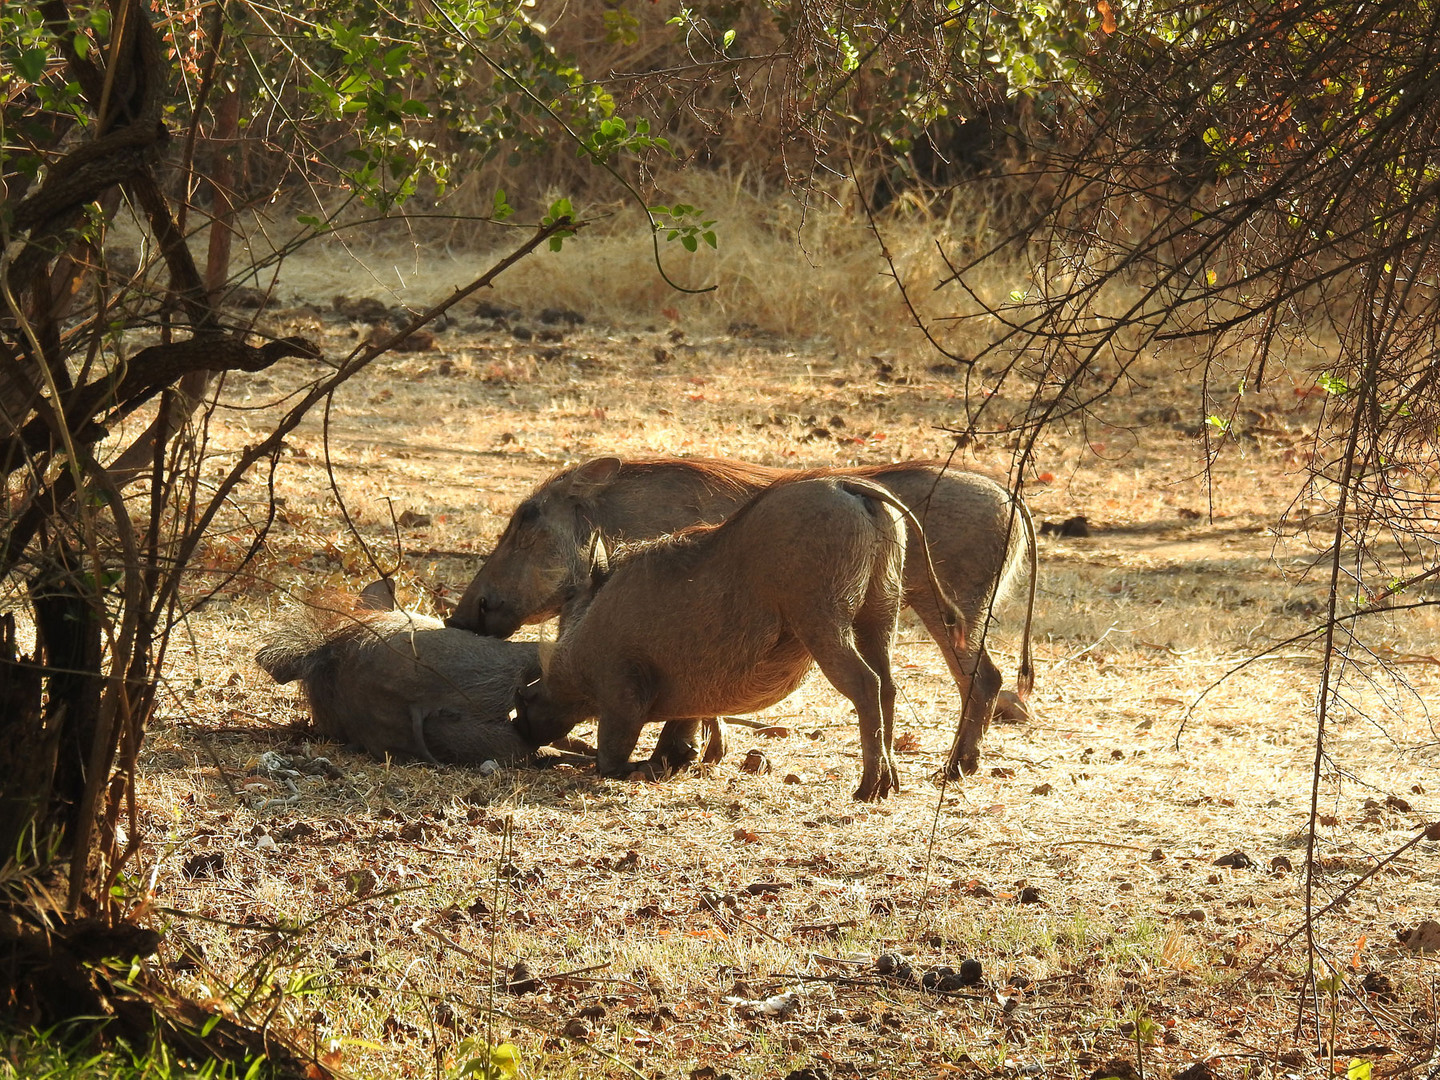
[537,640,556,674]
[359,579,397,611]
[567,456,622,496]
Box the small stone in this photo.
[1361,971,1397,1001]
[741,749,771,774]
[1213,849,1255,869]
[506,960,541,994]
[958,958,983,985]
[255,835,277,853]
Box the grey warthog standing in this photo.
[256,582,542,764]
[450,457,1035,776]
[513,475,966,801]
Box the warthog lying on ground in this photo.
[450,457,1035,776]
[256,582,542,765]
[513,475,966,801]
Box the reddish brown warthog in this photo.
[514,476,960,801]
[450,457,1035,776]
[257,582,543,765]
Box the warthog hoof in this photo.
[853,765,900,802]
[942,757,980,781]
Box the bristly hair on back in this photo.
[254,591,413,684]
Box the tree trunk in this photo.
[0,614,50,861]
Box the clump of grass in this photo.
[0,1024,263,1080]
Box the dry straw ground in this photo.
[121,215,1440,1080]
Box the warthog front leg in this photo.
[804,629,895,802]
[595,711,648,778]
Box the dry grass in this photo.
[176,168,1029,356]
[113,289,1440,1079]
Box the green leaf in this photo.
[682,234,698,252]
[1206,414,1231,433]
[1317,372,1349,395]
[17,48,49,83]
[722,28,736,51]
[456,1042,522,1079]
[1347,1060,1372,1080]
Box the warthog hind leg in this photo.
[409,705,440,765]
[802,625,893,802]
[912,600,1004,778]
[647,717,729,773]
[700,717,727,764]
[648,718,705,772]
[944,647,1003,779]
[853,615,900,799]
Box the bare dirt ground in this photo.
[128,274,1440,1080]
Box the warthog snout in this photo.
[512,677,570,747]
[447,590,525,637]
